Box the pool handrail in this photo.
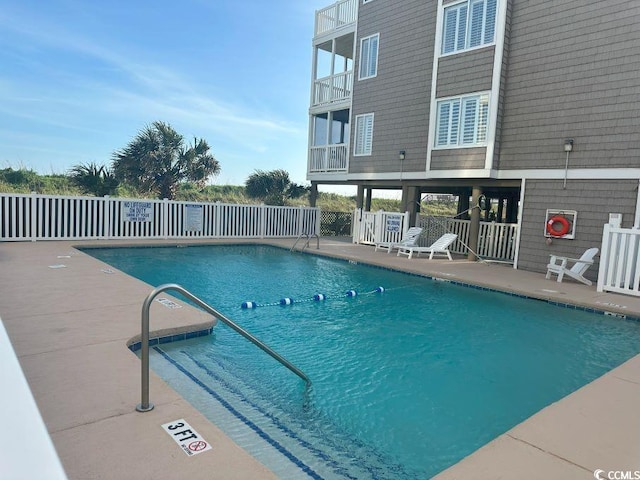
[136,283,311,412]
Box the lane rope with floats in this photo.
[241,286,386,309]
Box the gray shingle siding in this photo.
[517,179,638,279]
[431,148,486,170]
[499,0,640,170]
[436,48,495,98]
[350,0,433,174]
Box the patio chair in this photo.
[396,233,458,260]
[545,247,599,286]
[375,227,423,254]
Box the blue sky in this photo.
[0,0,342,189]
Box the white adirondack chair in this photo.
[545,248,599,286]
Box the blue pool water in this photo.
[87,245,640,479]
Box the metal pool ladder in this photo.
[291,232,320,251]
[136,283,311,412]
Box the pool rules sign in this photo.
[161,419,212,456]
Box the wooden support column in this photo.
[365,188,373,211]
[468,186,482,261]
[401,186,420,226]
[356,185,365,210]
[309,183,318,208]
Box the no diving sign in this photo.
[161,419,212,456]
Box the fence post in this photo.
[597,223,612,293]
[104,196,112,239]
[30,192,37,242]
[315,208,321,237]
[215,202,221,238]
[297,205,304,237]
[260,204,266,239]
[163,198,169,239]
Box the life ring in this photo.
[547,215,570,237]
[478,194,490,211]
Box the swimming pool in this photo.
[87,245,640,479]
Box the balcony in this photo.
[315,0,357,37]
[312,70,353,107]
[309,144,348,173]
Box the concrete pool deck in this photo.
[1,237,639,479]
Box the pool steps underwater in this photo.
[147,342,419,480]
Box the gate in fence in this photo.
[597,223,640,297]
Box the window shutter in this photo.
[364,115,374,153]
[443,8,457,54]
[461,98,478,144]
[450,100,461,145]
[437,102,451,146]
[456,5,468,51]
[468,0,485,48]
[359,38,370,79]
[369,36,378,77]
[477,97,489,143]
[355,114,374,155]
[485,0,497,44]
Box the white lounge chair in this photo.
[545,247,599,286]
[397,233,458,260]
[375,227,423,254]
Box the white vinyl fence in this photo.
[597,223,640,296]
[0,193,320,242]
[352,209,410,246]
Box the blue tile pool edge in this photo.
[128,327,213,352]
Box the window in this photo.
[442,0,497,55]
[358,34,379,80]
[435,94,489,147]
[354,113,374,155]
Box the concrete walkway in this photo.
[1,237,639,479]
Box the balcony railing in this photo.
[312,71,353,106]
[315,0,357,37]
[309,144,348,173]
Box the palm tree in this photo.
[112,121,220,199]
[245,169,309,206]
[69,162,119,196]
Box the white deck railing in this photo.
[309,144,349,173]
[0,193,320,242]
[597,224,640,296]
[313,71,353,106]
[315,0,357,36]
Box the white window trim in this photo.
[440,0,497,57]
[434,92,490,149]
[358,33,379,80]
[354,113,374,156]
